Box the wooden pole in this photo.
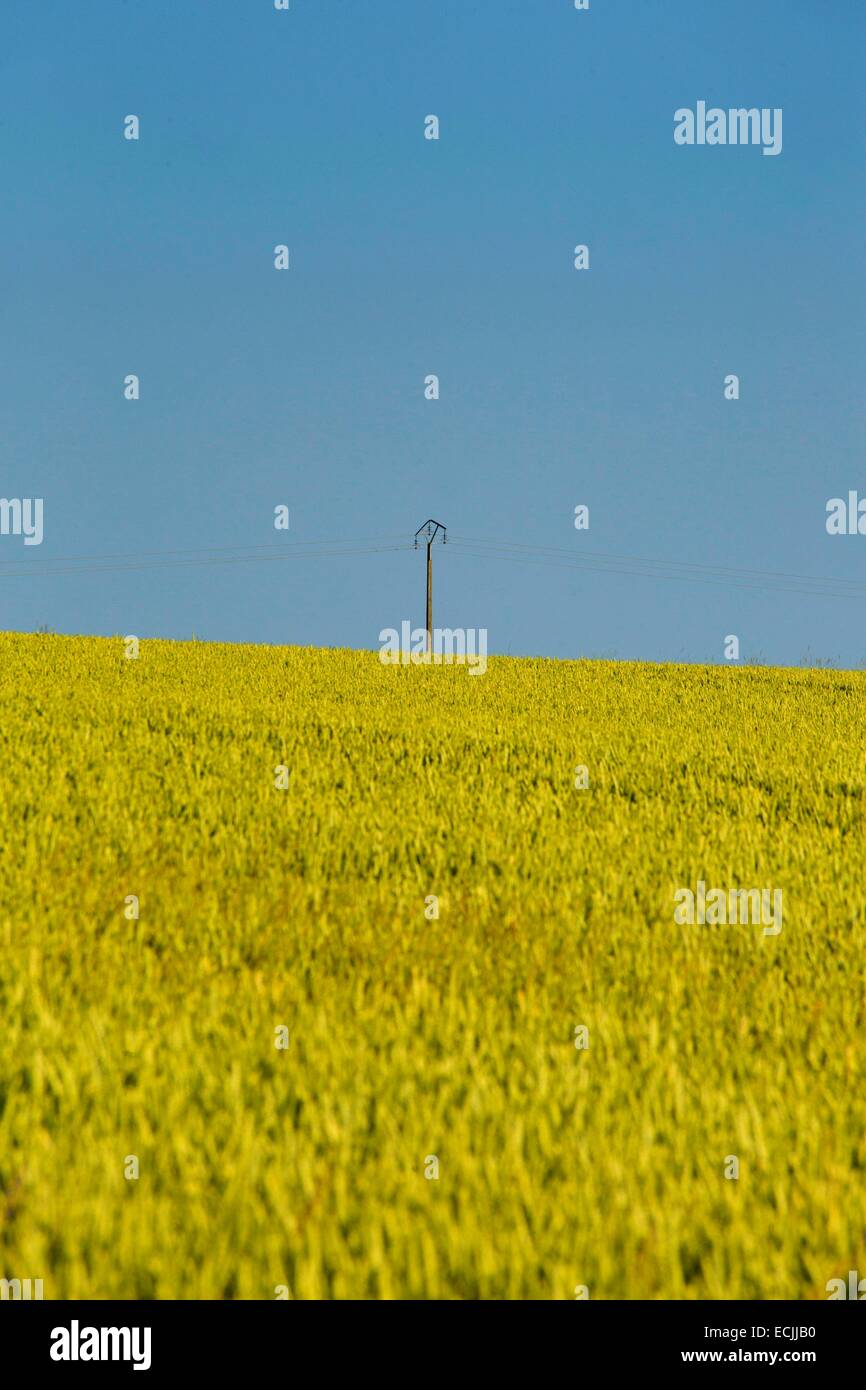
[426,538,433,654]
[414,521,446,656]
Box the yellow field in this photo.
[1,632,864,1299]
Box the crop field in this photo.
[1,631,864,1300]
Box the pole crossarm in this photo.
[414,519,447,549]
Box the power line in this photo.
[449,534,866,589]
[0,539,412,581]
[447,544,866,602]
[445,536,866,602]
[1,525,864,604]
[0,533,409,568]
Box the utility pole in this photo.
[414,520,447,654]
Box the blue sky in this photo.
[2,0,864,664]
